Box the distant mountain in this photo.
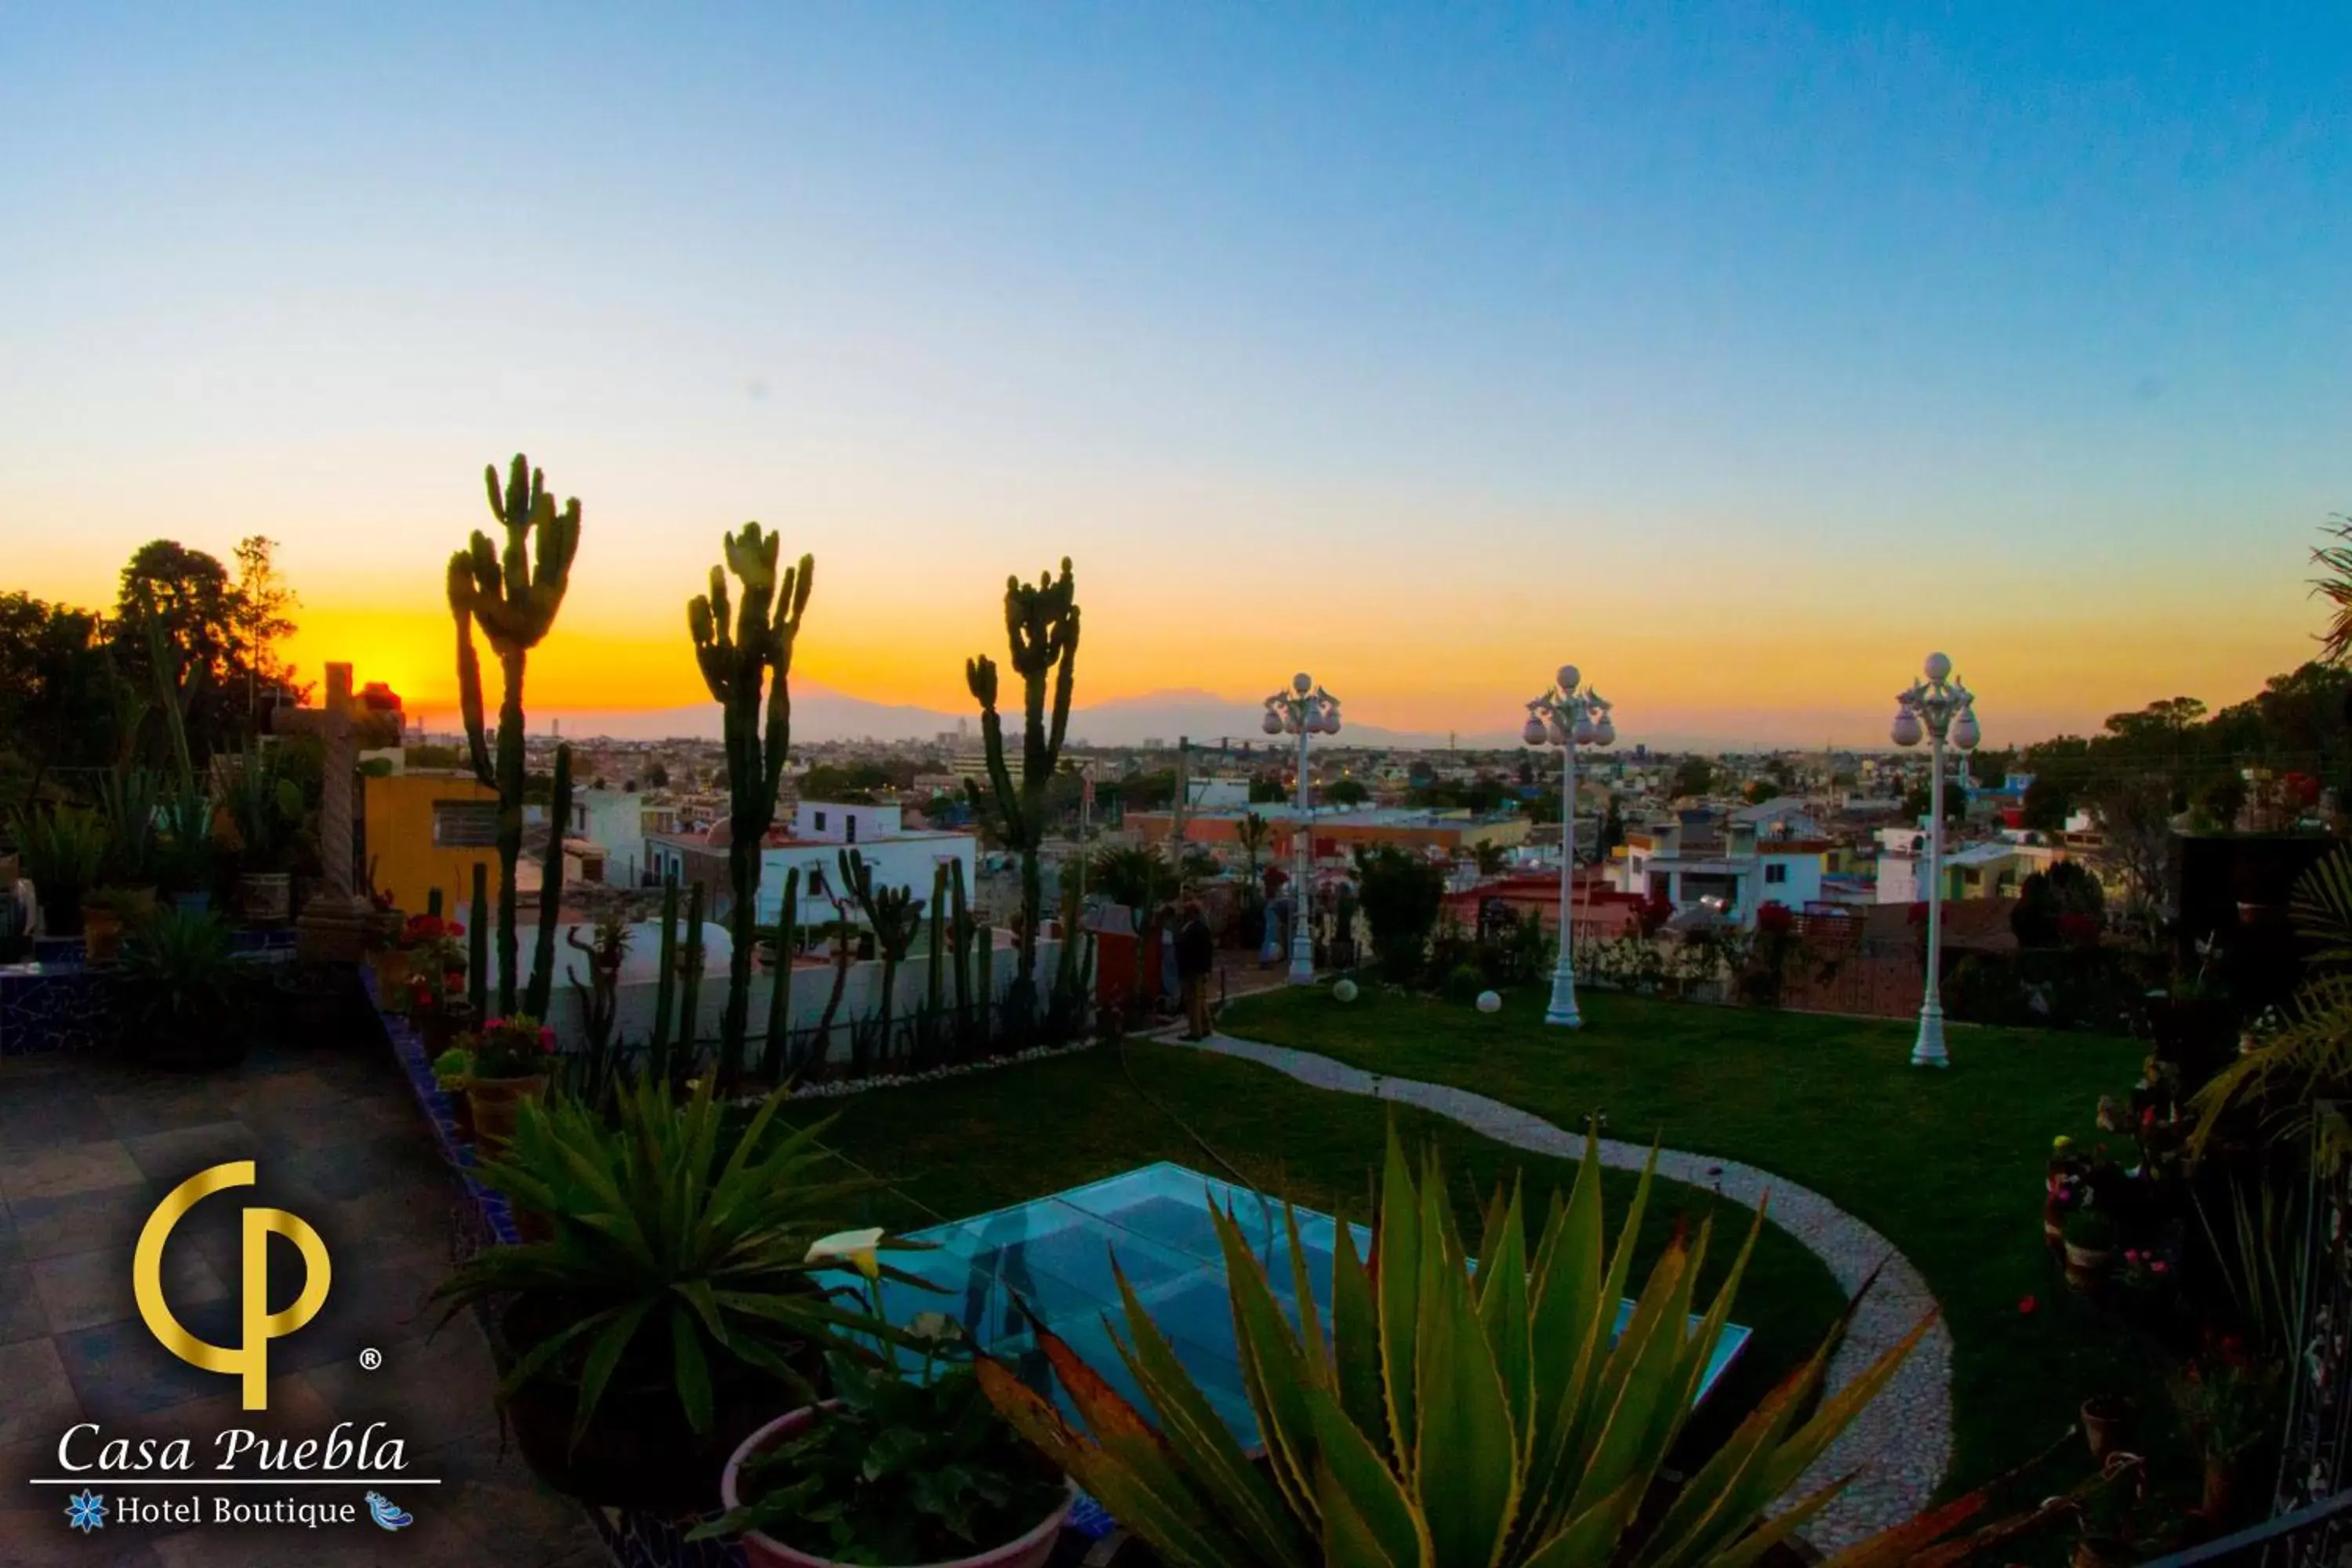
[519,684,1519,750]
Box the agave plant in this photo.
[434,1076,913,1448]
[981,1131,1942,1568]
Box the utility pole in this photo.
[1169,735,1190,872]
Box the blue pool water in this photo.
[865,1161,1751,1446]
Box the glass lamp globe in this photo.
[1548,719,1568,746]
[1573,718,1596,745]
[1523,717,1548,746]
[1924,652,1952,684]
[1324,711,1343,735]
[1952,709,1981,750]
[1593,719,1617,746]
[1557,664,1581,694]
[1261,710,1283,735]
[1293,672,1313,695]
[1892,709,1924,747]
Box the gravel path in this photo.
[1161,1029,1954,1549]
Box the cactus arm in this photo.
[650,876,679,1069]
[760,866,799,1084]
[524,742,572,1019]
[468,862,488,1019]
[678,880,706,1063]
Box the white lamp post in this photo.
[1263,673,1341,985]
[1891,652,1979,1069]
[1523,665,1615,1027]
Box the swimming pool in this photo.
[868,1161,1751,1446]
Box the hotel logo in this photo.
[133,1161,331,1410]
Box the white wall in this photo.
[524,920,1074,1062]
[757,835,978,928]
[792,800,904,844]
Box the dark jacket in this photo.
[1174,913,1214,979]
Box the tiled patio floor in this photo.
[0,1030,604,1566]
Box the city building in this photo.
[569,786,681,889]
[1608,813,1829,927]
[359,770,502,918]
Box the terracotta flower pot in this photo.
[2063,1243,2112,1294]
[241,871,292,925]
[372,949,416,1010]
[81,904,126,966]
[2201,1454,2237,1521]
[719,1404,1075,1568]
[2080,1396,2135,1463]
[467,1073,549,1151]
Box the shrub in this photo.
[1443,962,1485,1004]
[1353,844,1445,985]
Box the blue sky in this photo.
[2,3,2346,743]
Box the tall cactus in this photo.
[923,862,949,1058]
[523,742,572,1019]
[947,859,974,1049]
[759,868,800,1084]
[839,848,923,1065]
[678,881,706,1062]
[689,524,815,1087]
[964,559,1080,1033]
[446,454,581,1014]
[649,876,680,1077]
[467,865,488,1020]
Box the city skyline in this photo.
[5,5,2346,746]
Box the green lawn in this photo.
[1218,985,2164,1495]
[786,1037,1847,1458]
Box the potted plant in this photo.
[432,1079,899,1513]
[2170,1336,2282,1523]
[82,885,158,966]
[378,912,456,1013]
[430,1046,477,1143]
[226,746,303,924]
[13,804,109,939]
[156,789,218,916]
[2063,1207,2118,1293]
[462,1014,556,1150]
[114,909,251,1069]
[695,1331,1072,1568]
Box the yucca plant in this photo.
[434,1076,910,1452]
[980,1130,1941,1568]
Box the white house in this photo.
[758,800,978,929]
[570,787,681,888]
[1610,816,1828,928]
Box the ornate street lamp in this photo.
[1523,666,1615,1027]
[1263,673,1341,985]
[1891,652,1980,1069]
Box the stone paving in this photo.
[0,1035,604,1566]
[1166,1029,1955,1550]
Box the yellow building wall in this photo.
[362,771,500,919]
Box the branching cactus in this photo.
[689,524,815,1087]
[839,848,924,1065]
[947,859,975,1047]
[964,559,1079,1032]
[446,454,581,1014]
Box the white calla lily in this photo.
[804,1226,887,1281]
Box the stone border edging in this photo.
[1163,1029,1953,1550]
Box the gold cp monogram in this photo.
[134,1161,332,1410]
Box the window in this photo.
[846,815,857,844]
[1764,862,1788,885]
[815,811,828,832]
[432,800,498,849]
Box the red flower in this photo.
[2018,1295,2038,1315]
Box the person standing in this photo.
[1176,897,1215,1040]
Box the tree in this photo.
[1248,777,1287,804]
[2310,514,2352,664]
[1741,779,1782,805]
[1471,841,1510,877]
[112,539,303,762]
[646,760,670,788]
[2084,773,2175,942]
[230,535,300,718]
[690,524,814,1082]
[1598,796,1626,860]
[0,593,114,786]
[1669,756,1716,798]
[1324,778,1368,808]
[2012,861,2106,948]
